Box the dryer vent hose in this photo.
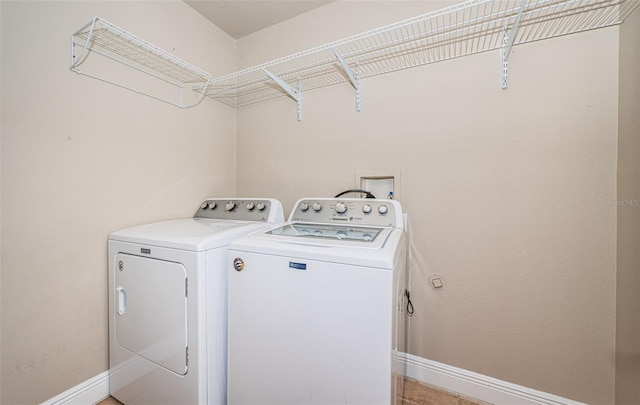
[334,189,376,199]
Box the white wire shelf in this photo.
[71,17,212,108]
[200,0,639,112]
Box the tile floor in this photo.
[401,378,492,405]
[98,378,492,405]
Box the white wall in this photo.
[235,2,620,404]
[0,2,236,403]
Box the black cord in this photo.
[334,189,376,199]
[405,289,414,316]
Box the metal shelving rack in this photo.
[200,0,639,120]
[70,17,212,108]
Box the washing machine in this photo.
[227,198,407,405]
[108,198,284,405]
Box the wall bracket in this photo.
[332,48,361,112]
[263,68,302,121]
[502,0,526,89]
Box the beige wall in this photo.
[0,1,236,403]
[616,7,640,405]
[235,2,620,404]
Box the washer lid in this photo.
[230,227,404,269]
[109,218,273,251]
[265,222,388,248]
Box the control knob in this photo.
[257,202,266,211]
[378,205,388,215]
[299,202,309,212]
[362,204,372,214]
[335,202,348,214]
[225,201,237,211]
[312,203,322,212]
[201,201,216,210]
[246,202,255,211]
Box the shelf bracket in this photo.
[263,68,302,121]
[332,48,360,112]
[502,0,526,89]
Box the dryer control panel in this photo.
[195,198,284,223]
[289,198,404,229]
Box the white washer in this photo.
[108,198,284,405]
[228,198,408,405]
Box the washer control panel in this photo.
[290,198,403,228]
[195,198,279,222]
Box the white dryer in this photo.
[108,198,284,405]
[227,198,407,405]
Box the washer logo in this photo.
[141,248,151,254]
[289,262,307,270]
[233,258,245,272]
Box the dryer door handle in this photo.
[116,286,127,315]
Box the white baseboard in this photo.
[40,370,109,405]
[401,353,587,405]
[42,355,586,405]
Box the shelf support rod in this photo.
[332,48,360,112]
[70,17,99,71]
[502,0,526,89]
[263,68,302,121]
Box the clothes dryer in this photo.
[108,198,283,405]
[228,198,407,405]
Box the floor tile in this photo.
[96,397,122,405]
[459,394,493,405]
[402,378,459,405]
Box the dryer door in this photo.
[114,253,188,375]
